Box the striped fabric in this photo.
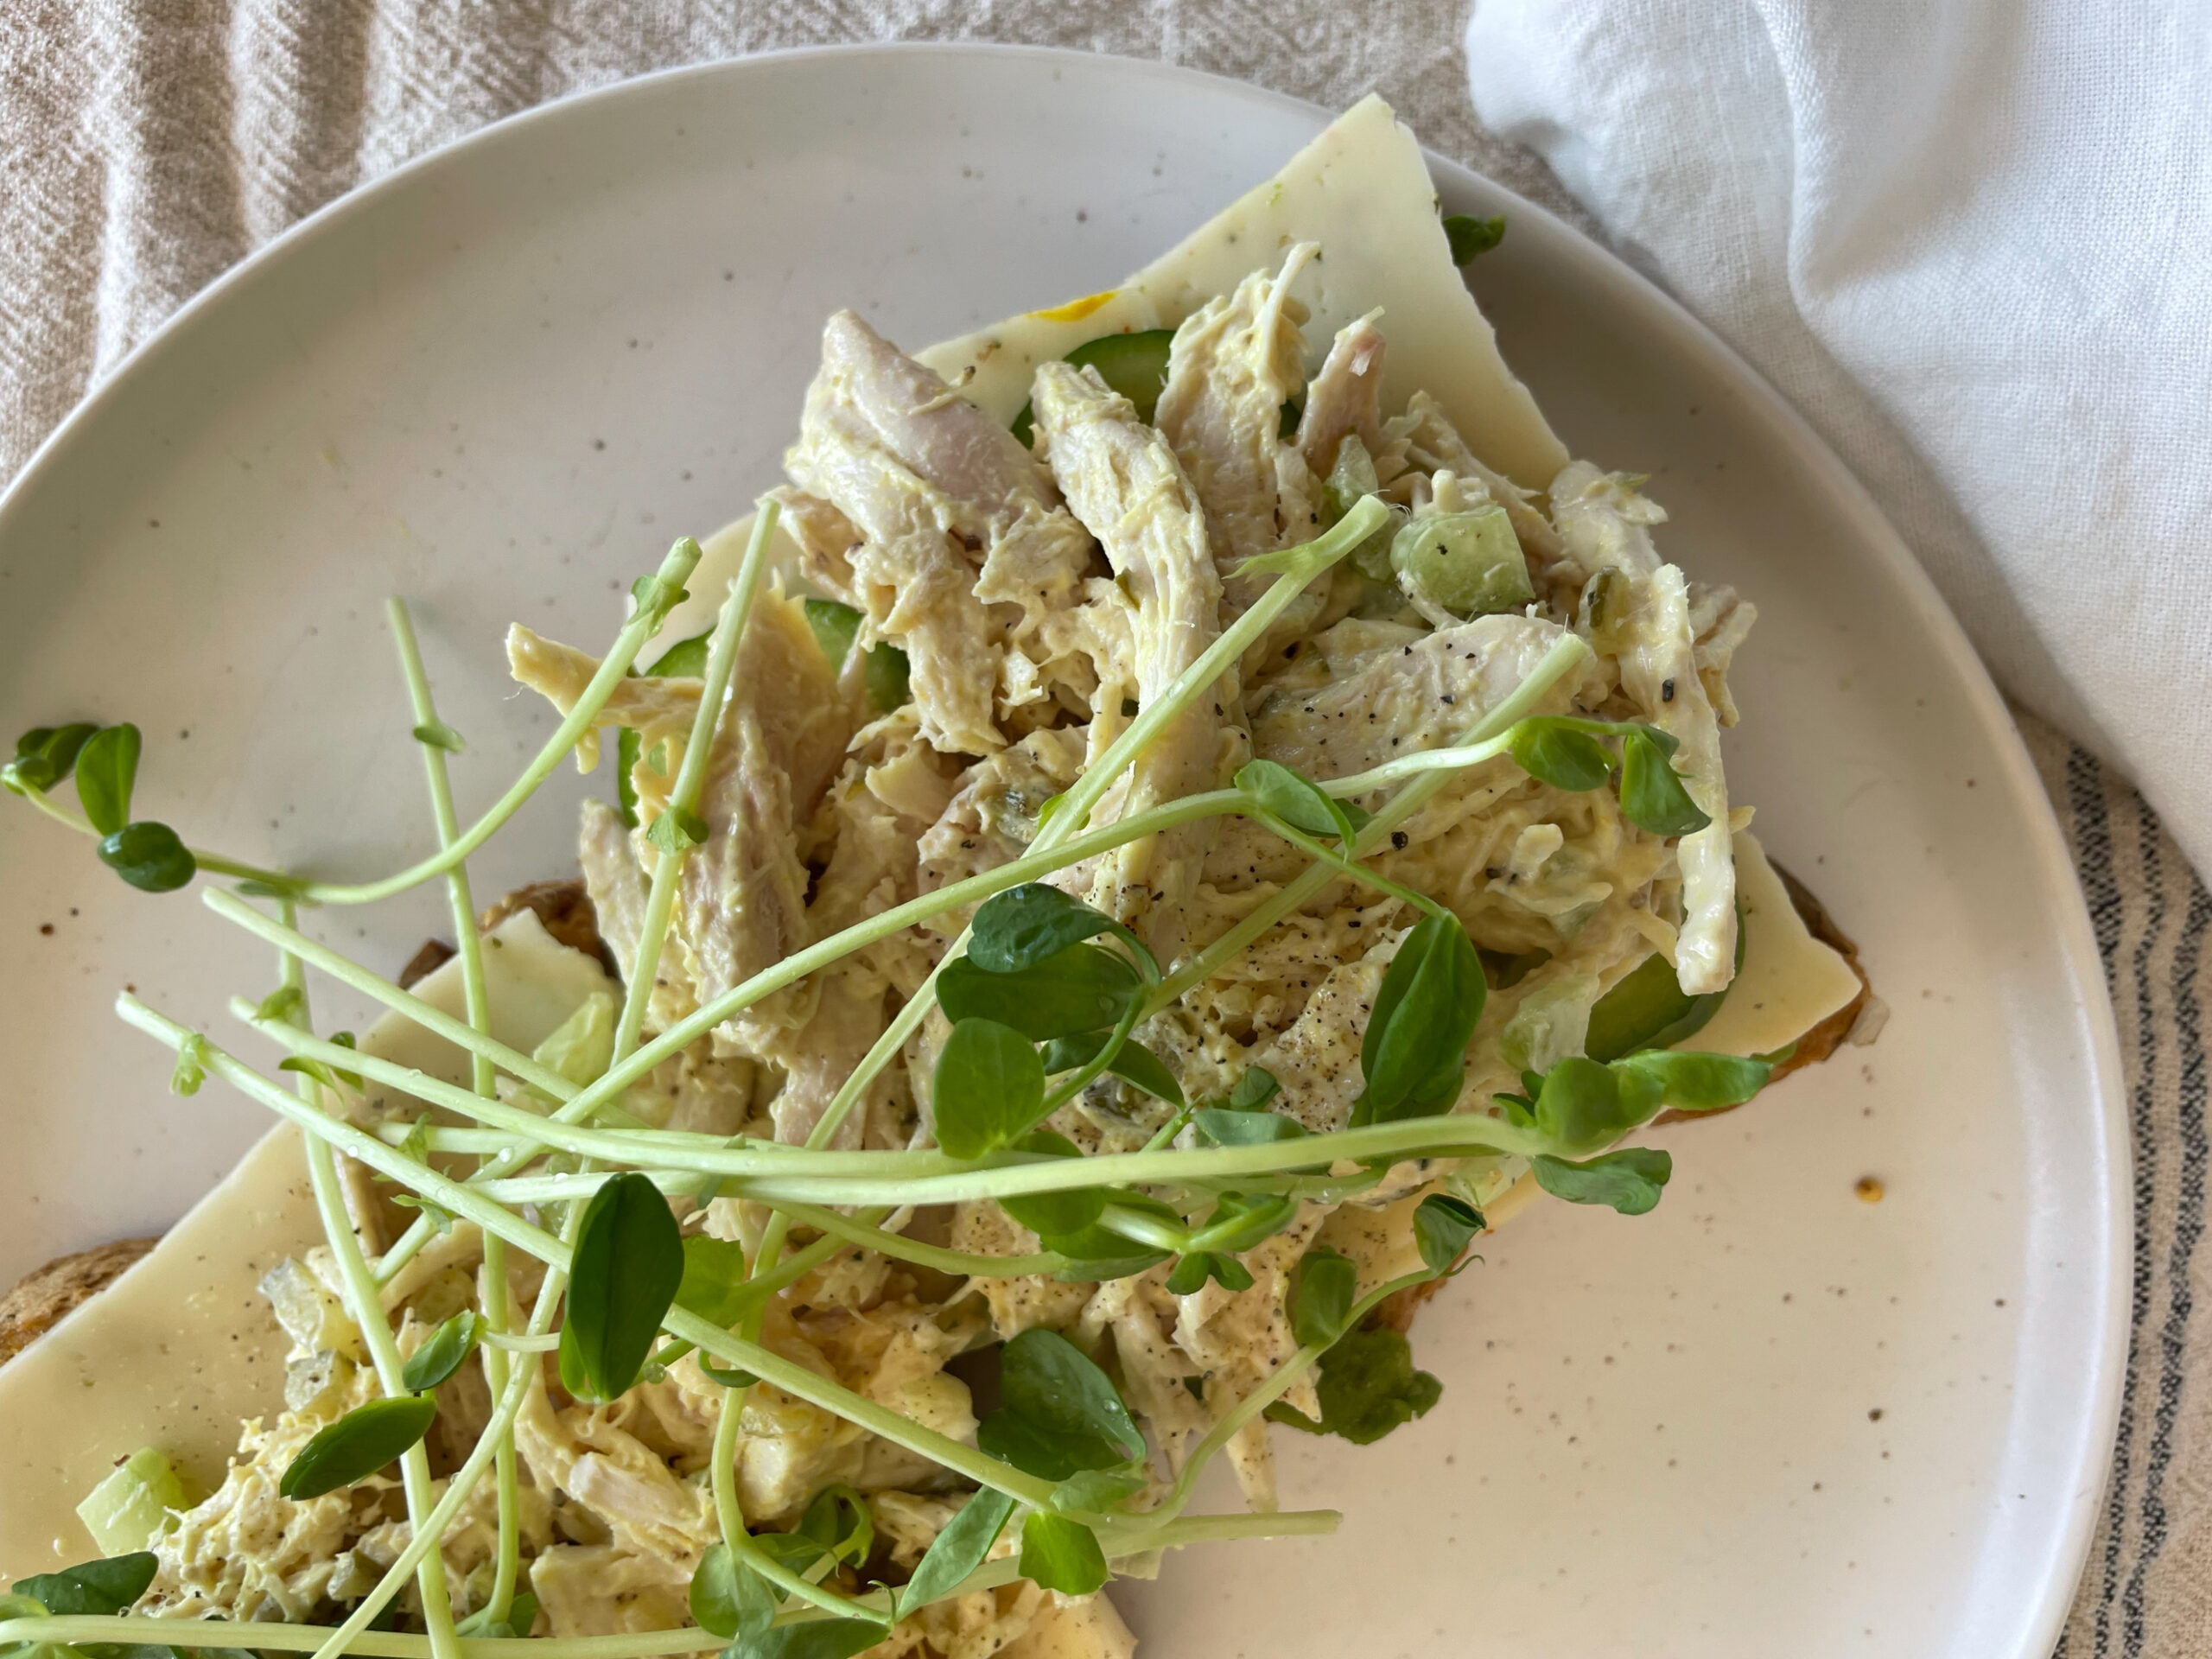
[2020,709,2212,1656]
[1,3,2202,1648]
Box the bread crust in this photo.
[0,1237,157,1365]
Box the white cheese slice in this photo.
[918,92,1568,493]
[663,93,1567,645]
[0,908,613,1579]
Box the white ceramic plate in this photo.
[0,45,2125,1658]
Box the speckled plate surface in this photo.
[0,45,2125,1657]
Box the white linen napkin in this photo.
[1464,0,2212,880]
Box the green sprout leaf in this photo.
[1038,1220,1175,1283]
[996,1129,1107,1237]
[1192,1107,1309,1147]
[616,627,712,829]
[899,1489,1014,1615]
[1185,1191,1298,1255]
[1618,728,1712,837]
[976,1328,1144,1482]
[968,884,1130,975]
[1443,212,1507,264]
[557,1171,685,1403]
[721,1617,889,1659]
[399,1311,484,1394]
[456,1590,540,1639]
[97,820,196,893]
[1229,1066,1281,1111]
[1040,1029,1183,1106]
[1352,910,1485,1126]
[168,1033,210,1096]
[1614,1048,1772,1113]
[72,724,141,836]
[1267,1327,1442,1446]
[253,983,306,1027]
[410,719,465,753]
[1530,1147,1674,1215]
[1019,1510,1109,1596]
[804,598,865,670]
[1521,1054,1660,1156]
[1508,717,1615,792]
[3,721,98,798]
[643,804,709,855]
[798,1484,874,1569]
[629,568,693,626]
[1048,1467,1148,1516]
[862,643,911,713]
[12,1550,159,1617]
[277,1395,438,1500]
[674,1234,754,1329]
[1413,1194,1484,1277]
[938,944,1139,1042]
[390,1192,460,1236]
[1235,758,1371,848]
[931,1016,1048,1161]
[1166,1250,1254,1294]
[1287,1247,1358,1348]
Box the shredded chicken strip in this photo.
[1033,359,1246,963]
[1154,245,1325,632]
[782,310,1096,755]
[1294,309,1388,480]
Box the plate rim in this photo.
[0,41,2129,1653]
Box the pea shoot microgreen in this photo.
[277,1395,439,1500]
[557,1171,685,1402]
[400,1311,486,1394]
[1019,1510,1109,1596]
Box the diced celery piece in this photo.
[76,1446,188,1554]
[1389,504,1533,616]
[1323,434,1381,518]
[534,991,617,1090]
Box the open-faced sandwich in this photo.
[0,95,1872,1659]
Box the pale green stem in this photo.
[765,1202,1066,1278]
[386,594,522,1629]
[295,538,703,906]
[124,1001,1063,1509]
[292,1058,464,1657]
[16,785,302,892]
[613,503,778,1063]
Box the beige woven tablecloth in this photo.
[3,4,2205,1651]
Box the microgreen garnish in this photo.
[400,1311,485,1394]
[277,1395,439,1499]
[1236,758,1371,848]
[1442,212,1507,263]
[2,721,97,797]
[1351,909,1485,1126]
[995,1129,1107,1236]
[410,719,465,753]
[723,1618,890,1659]
[1268,1327,1442,1445]
[798,1484,875,1569]
[1231,1065,1281,1110]
[1041,1029,1184,1104]
[557,1171,685,1402]
[1019,1510,1109,1596]
[1288,1247,1358,1347]
[899,1490,1014,1612]
[1505,715,1712,837]
[674,1233,755,1327]
[10,1550,159,1618]
[168,1033,209,1096]
[97,820,196,893]
[976,1329,1145,1482]
[1529,1147,1675,1215]
[931,1017,1049,1160]
[72,722,140,836]
[1413,1193,1484,1276]
[690,1541,778,1641]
